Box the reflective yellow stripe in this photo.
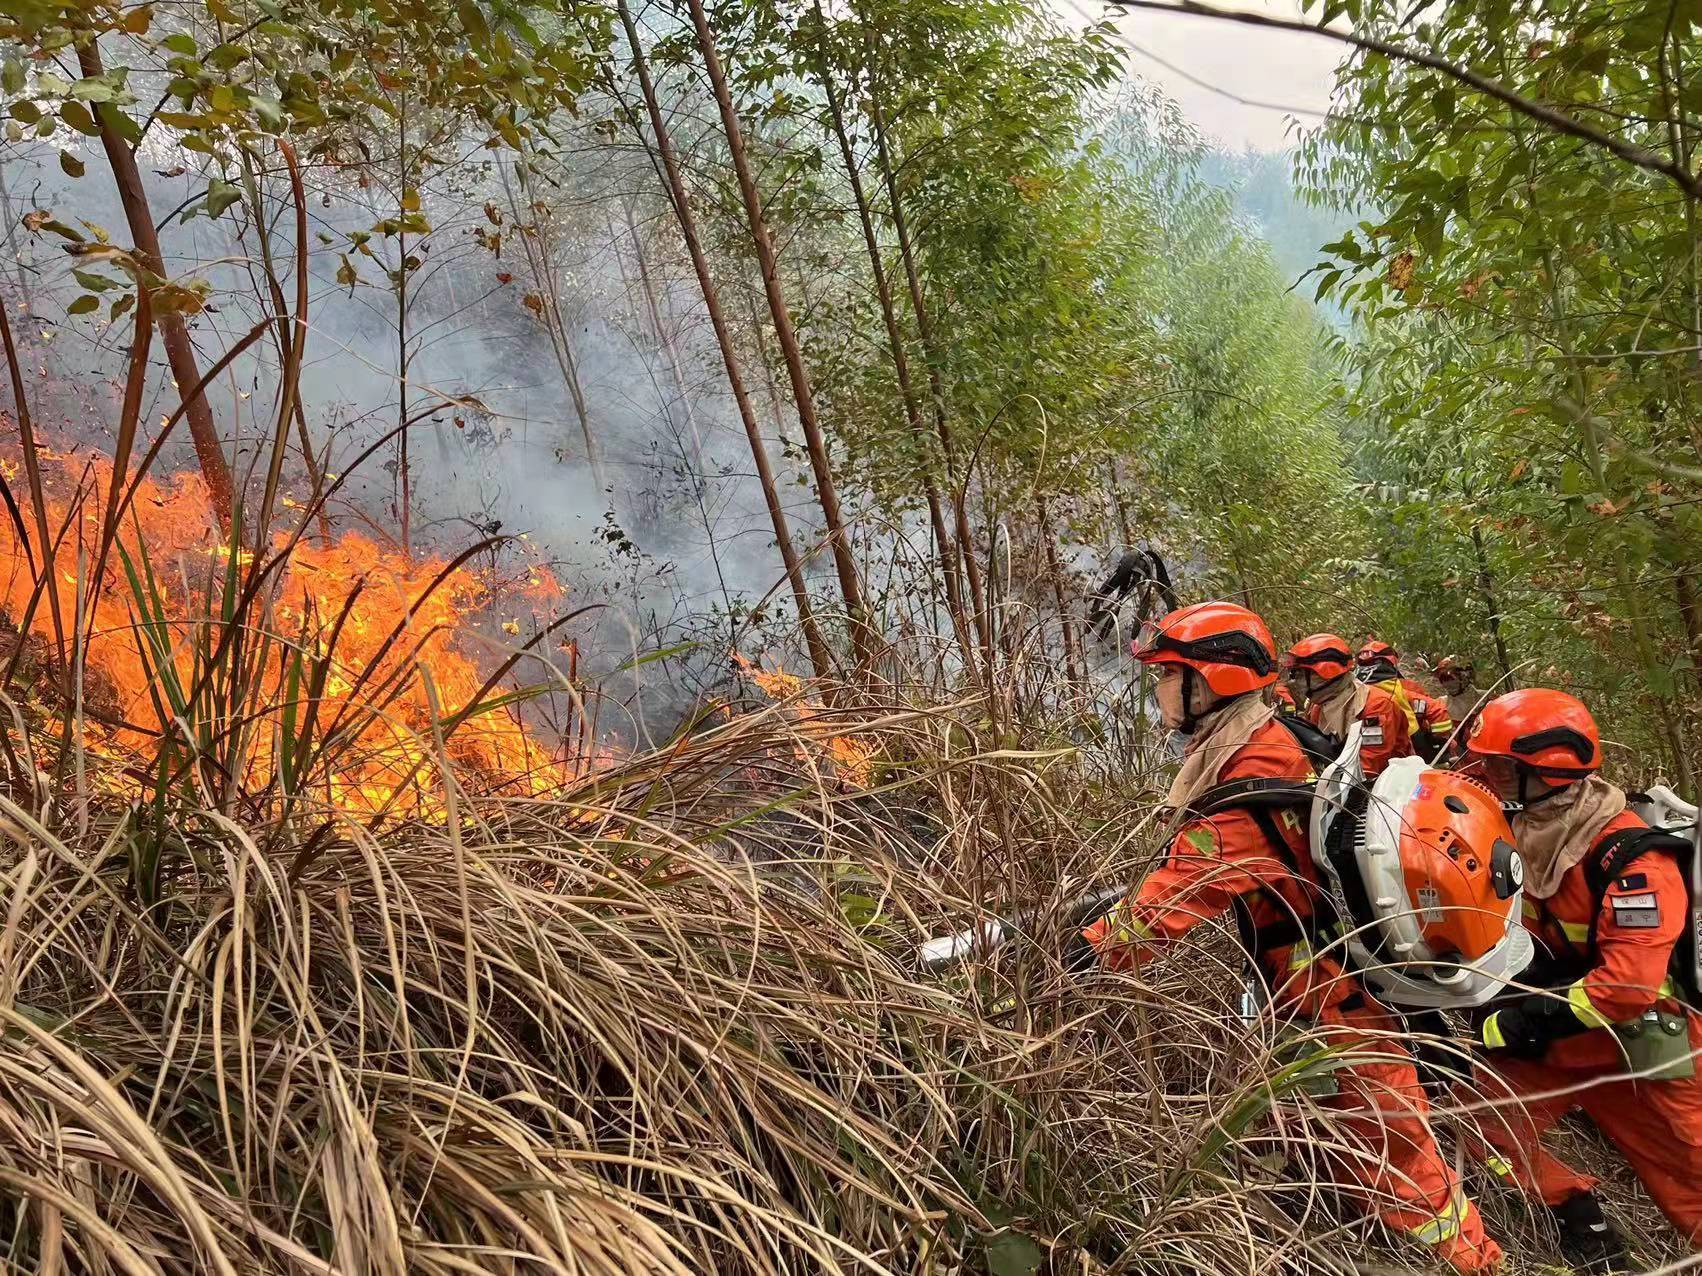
[1568,981,1613,1030]
[1482,1013,1508,1050]
[1560,919,1591,943]
[1380,679,1423,734]
[1521,899,1539,921]
[1287,939,1316,972]
[1561,977,1679,1027]
[1485,1155,1515,1180]
[1406,1189,1469,1245]
[1110,903,1154,947]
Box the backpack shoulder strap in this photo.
[1585,827,1692,898]
[1271,713,1342,765]
[1190,777,1315,818]
[1582,826,1694,961]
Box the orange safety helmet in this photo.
[1357,638,1399,669]
[1288,633,1355,682]
[1466,688,1601,782]
[1133,601,1276,696]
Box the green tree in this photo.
[1301,0,1702,782]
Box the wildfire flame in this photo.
[0,439,589,819]
[731,653,874,788]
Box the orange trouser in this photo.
[1269,963,1502,1272]
[1474,1053,1702,1245]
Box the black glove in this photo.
[1480,993,1591,1060]
[1550,1191,1630,1275]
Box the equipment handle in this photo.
[917,887,1127,973]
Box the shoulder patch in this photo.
[1363,724,1385,746]
[1617,872,1649,892]
[1181,825,1219,858]
[1609,892,1662,929]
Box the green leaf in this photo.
[67,294,99,316]
[985,1229,1042,1276]
[69,76,115,103]
[98,102,141,146]
[58,150,84,178]
[1432,84,1455,128]
[2,58,23,95]
[110,293,136,322]
[205,179,242,219]
[458,0,490,44]
[162,33,197,55]
[252,95,284,131]
[58,101,97,135]
[72,268,117,292]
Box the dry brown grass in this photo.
[0,662,1688,1274]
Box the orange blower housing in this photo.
[1398,772,1525,962]
[1311,745,1532,1009]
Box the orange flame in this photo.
[731,652,873,788]
[0,441,595,818]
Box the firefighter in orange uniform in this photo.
[1085,602,1501,1272]
[1286,634,1413,777]
[1358,639,1455,760]
[1466,689,1702,1269]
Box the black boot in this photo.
[1549,1191,1629,1275]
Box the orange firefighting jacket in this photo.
[1513,810,1694,1071]
[1307,682,1412,778]
[1084,720,1359,1019]
[1374,675,1454,748]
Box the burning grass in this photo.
[0,441,583,819]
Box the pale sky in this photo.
[1051,1,1343,153]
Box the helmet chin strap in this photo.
[1516,765,1565,810]
[1176,668,1224,735]
[1177,667,1202,735]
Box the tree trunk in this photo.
[396,216,412,555]
[811,9,974,674]
[239,148,331,547]
[859,35,992,662]
[503,158,602,482]
[1675,568,1702,684]
[81,38,233,529]
[624,202,704,470]
[1545,270,1690,789]
[684,0,876,672]
[615,0,831,679]
[1036,494,1082,685]
[1107,458,1134,548]
[1470,523,1513,679]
